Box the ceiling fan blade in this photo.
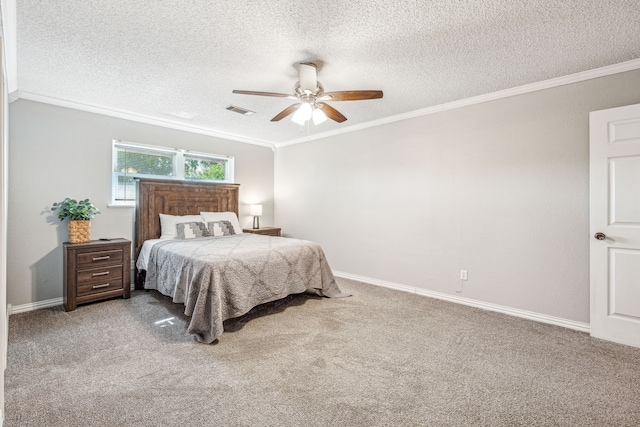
[299,63,317,92]
[271,103,301,122]
[322,90,383,101]
[233,90,296,99]
[318,102,347,123]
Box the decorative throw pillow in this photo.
[176,222,209,239]
[207,220,236,237]
[200,212,243,234]
[159,214,205,239]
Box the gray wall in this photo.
[274,69,640,324]
[8,100,274,307]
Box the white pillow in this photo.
[200,212,243,234]
[159,213,205,239]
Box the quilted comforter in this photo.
[145,233,348,343]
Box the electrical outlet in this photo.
[460,270,468,281]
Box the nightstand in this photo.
[63,238,131,311]
[242,227,281,237]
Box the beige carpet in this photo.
[5,279,640,426]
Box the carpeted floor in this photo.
[5,278,640,426]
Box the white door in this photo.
[590,103,640,348]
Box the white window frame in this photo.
[111,140,234,206]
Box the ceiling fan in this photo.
[232,62,383,125]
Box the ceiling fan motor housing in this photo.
[295,82,325,105]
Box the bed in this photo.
[134,178,347,343]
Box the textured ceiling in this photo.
[15,0,640,145]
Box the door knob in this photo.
[594,232,606,240]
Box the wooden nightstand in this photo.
[242,227,281,237]
[63,238,131,311]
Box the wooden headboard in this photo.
[134,178,240,286]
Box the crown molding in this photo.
[12,58,640,149]
[275,58,640,148]
[15,91,276,148]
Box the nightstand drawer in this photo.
[77,278,124,297]
[76,266,122,284]
[77,249,123,268]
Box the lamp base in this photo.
[253,216,260,229]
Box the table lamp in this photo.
[250,204,262,229]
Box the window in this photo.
[112,141,234,205]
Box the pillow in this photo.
[176,222,209,239]
[159,214,205,239]
[207,220,236,237]
[200,212,242,234]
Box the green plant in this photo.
[51,198,101,221]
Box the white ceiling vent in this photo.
[226,105,255,116]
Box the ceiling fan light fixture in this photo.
[312,107,327,125]
[291,102,313,125]
[291,114,306,126]
[232,62,383,125]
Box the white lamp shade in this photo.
[291,102,313,125]
[250,204,263,216]
[312,107,327,125]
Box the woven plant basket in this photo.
[68,220,91,243]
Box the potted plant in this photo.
[51,198,101,243]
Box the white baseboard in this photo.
[8,282,136,315]
[333,271,590,333]
[8,298,63,315]
[7,276,590,334]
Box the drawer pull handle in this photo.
[92,256,110,261]
[92,271,109,277]
[92,283,110,290]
